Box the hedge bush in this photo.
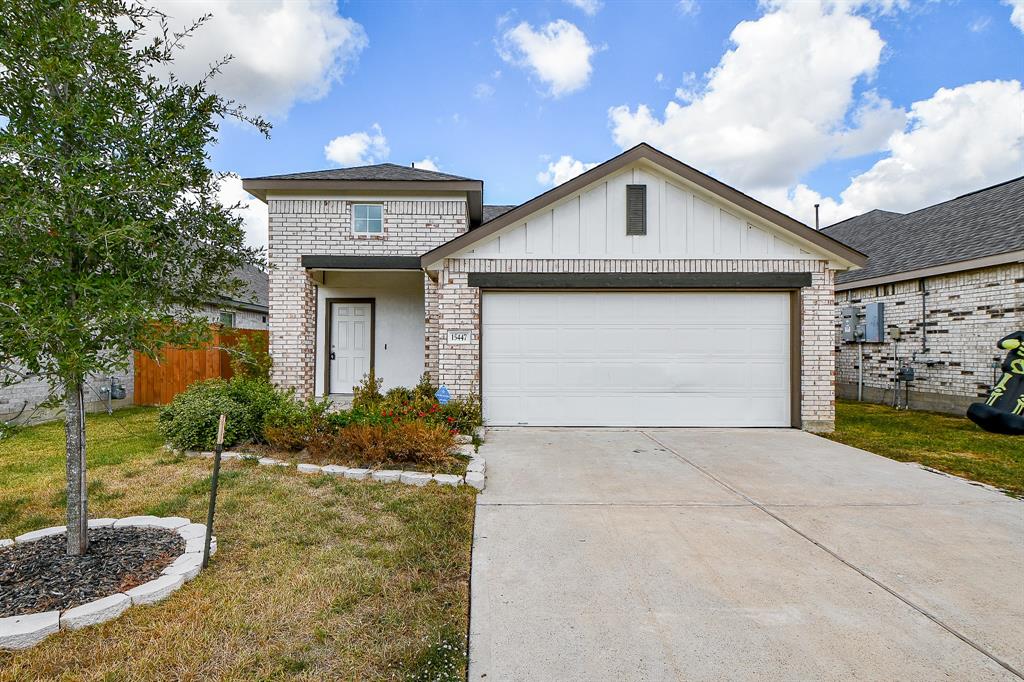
[263,395,332,452]
[307,421,456,467]
[159,377,287,450]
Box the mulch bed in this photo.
[0,527,184,617]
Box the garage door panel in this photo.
[482,291,791,427]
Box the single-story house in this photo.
[821,177,1024,413]
[0,264,269,424]
[243,144,866,432]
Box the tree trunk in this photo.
[65,381,88,555]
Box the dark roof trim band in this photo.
[467,272,812,289]
[301,255,422,270]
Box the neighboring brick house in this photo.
[821,177,1024,414]
[199,263,270,332]
[0,265,269,424]
[244,144,866,432]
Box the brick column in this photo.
[267,202,317,398]
[800,267,836,432]
[436,269,480,397]
[424,273,440,384]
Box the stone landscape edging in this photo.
[176,426,488,491]
[180,448,487,491]
[0,516,214,651]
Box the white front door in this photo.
[330,302,372,393]
[481,290,791,427]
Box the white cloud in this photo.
[412,158,441,172]
[677,0,699,16]
[969,15,992,33]
[498,20,597,97]
[537,155,599,186]
[766,80,1024,226]
[655,72,664,83]
[152,0,367,118]
[324,124,389,166]
[474,82,495,99]
[837,80,1024,214]
[609,0,898,191]
[565,0,602,16]
[218,174,268,251]
[1003,0,1024,32]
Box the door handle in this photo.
[330,351,336,360]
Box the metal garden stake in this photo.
[203,413,226,569]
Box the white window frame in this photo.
[219,311,236,327]
[352,203,384,235]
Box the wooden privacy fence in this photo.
[134,326,269,406]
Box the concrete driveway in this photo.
[469,428,1024,681]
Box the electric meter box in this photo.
[864,302,885,343]
[840,307,860,343]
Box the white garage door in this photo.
[482,291,792,427]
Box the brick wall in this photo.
[835,263,1024,411]
[0,358,135,425]
[199,304,267,330]
[434,258,839,432]
[268,198,468,396]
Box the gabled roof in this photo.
[821,176,1024,289]
[422,143,867,268]
[246,162,473,182]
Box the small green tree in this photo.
[0,0,269,555]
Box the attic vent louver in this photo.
[626,184,647,236]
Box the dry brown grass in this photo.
[0,408,475,680]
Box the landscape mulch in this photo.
[0,527,184,617]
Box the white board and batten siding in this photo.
[463,165,815,260]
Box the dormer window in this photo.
[353,204,383,234]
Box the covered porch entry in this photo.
[305,256,426,397]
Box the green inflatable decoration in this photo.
[967,331,1024,435]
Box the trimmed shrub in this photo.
[351,370,383,410]
[263,395,332,452]
[159,377,288,450]
[306,421,456,467]
[436,396,482,435]
[158,379,251,450]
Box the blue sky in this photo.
[158,0,1024,249]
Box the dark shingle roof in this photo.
[246,163,473,183]
[224,264,268,310]
[821,177,1024,285]
[481,204,517,223]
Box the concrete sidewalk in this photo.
[469,428,1024,681]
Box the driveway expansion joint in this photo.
[640,430,1024,681]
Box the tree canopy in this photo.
[0,0,270,553]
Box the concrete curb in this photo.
[0,515,212,651]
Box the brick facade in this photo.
[267,199,842,431]
[835,263,1024,412]
[267,198,468,395]
[435,258,839,431]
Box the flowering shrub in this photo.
[343,373,483,436]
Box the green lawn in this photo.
[826,400,1024,497]
[0,408,475,680]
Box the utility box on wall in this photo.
[863,302,885,343]
[840,306,860,343]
